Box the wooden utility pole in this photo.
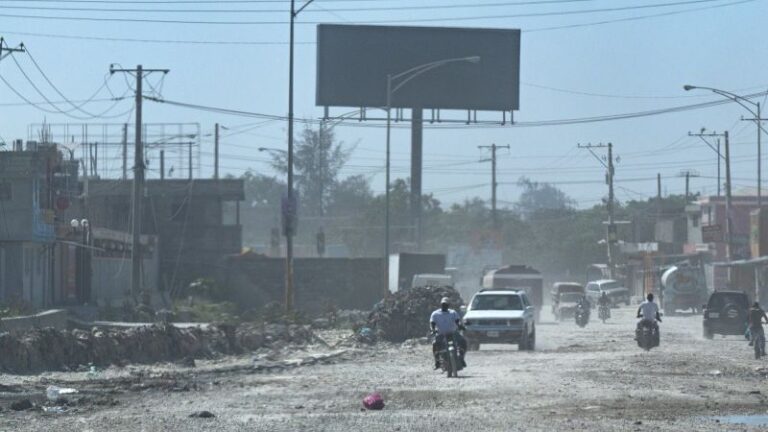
[478,143,509,230]
[110,64,169,302]
[724,130,733,263]
[679,170,700,201]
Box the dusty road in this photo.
[3,307,768,431]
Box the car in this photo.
[585,279,631,307]
[462,289,536,351]
[702,290,750,339]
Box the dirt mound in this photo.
[367,286,464,342]
[0,323,315,374]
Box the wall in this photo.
[0,309,68,334]
[219,256,385,314]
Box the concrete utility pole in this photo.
[214,123,220,180]
[689,130,726,197]
[110,64,169,302]
[579,143,617,278]
[679,170,700,201]
[478,144,509,230]
[122,124,128,180]
[656,173,662,218]
[0,38,25,62]
[724,130,733,263]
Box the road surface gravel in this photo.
[2,307,768,431]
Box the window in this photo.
[470,295,523,311]
[521,295,530,307]
[692,214,700,228]
[587,283,599,292]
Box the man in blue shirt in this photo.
[430,297,467,369]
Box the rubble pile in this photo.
[0,323,316,374]
[366,286,464,342]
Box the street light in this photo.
[383,55,480,295]
[684,85,765,206]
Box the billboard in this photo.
[316,24,520,112]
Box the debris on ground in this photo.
[189,410,216,418]
[46,386,78,401]
[10,399,33,411]
[0,323,317,374]
[366,286,464,342]
[362,393,385,410]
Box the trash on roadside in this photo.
[362,392,385,410]
[43,406,68,414]
[46,386,78,401]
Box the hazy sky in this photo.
[0,0,765,208]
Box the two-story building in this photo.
[0,142,58,308]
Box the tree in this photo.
[270,124,354,216]
[515,177,575,217]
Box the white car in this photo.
[462,289,536,351]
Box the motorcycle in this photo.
[575,304,590,328]
[598,304,611,323]
[433,333,464,378]
[636,321,660,351]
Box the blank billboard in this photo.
[316,24,520,112]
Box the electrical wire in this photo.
[0,0,751,25]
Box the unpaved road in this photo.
[3,307,768,431]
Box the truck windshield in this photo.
[471,295,523,311]
[560,293,582,303]
[602,282,620,290]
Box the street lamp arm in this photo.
[685,85,758,116]
[390,56,480,87]
[293,0,314,17]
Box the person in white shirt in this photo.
[430,297,467,369]
[636,293,662,337]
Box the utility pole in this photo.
[724,130,733,264]
[689,129,726,197]
[110,64,169,302]
[741,104,765,207]
[214,123,220,180]
[122,124,128,180]
[679,170,700,201]
[0,38,25,61]
[478,144,509,231]
[579,143,617,278]
[657,173,662,218]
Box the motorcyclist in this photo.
[430,297,467,369]
[748,302,768,356]
[576,295,591,311]
[598,292,611,309]
[636,293,662,337]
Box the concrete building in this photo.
[0,143,59,308]
[80,179,244,295]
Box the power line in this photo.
[0,0,750,25]
[0,0,600,13]
[145,89,768,129]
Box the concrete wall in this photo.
[0,242,51,308]
[0,309,68,334]
[219,256,385,314]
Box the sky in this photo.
[0,0,766,209]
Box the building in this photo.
[81,178,244,295]
[0,142,60,308]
